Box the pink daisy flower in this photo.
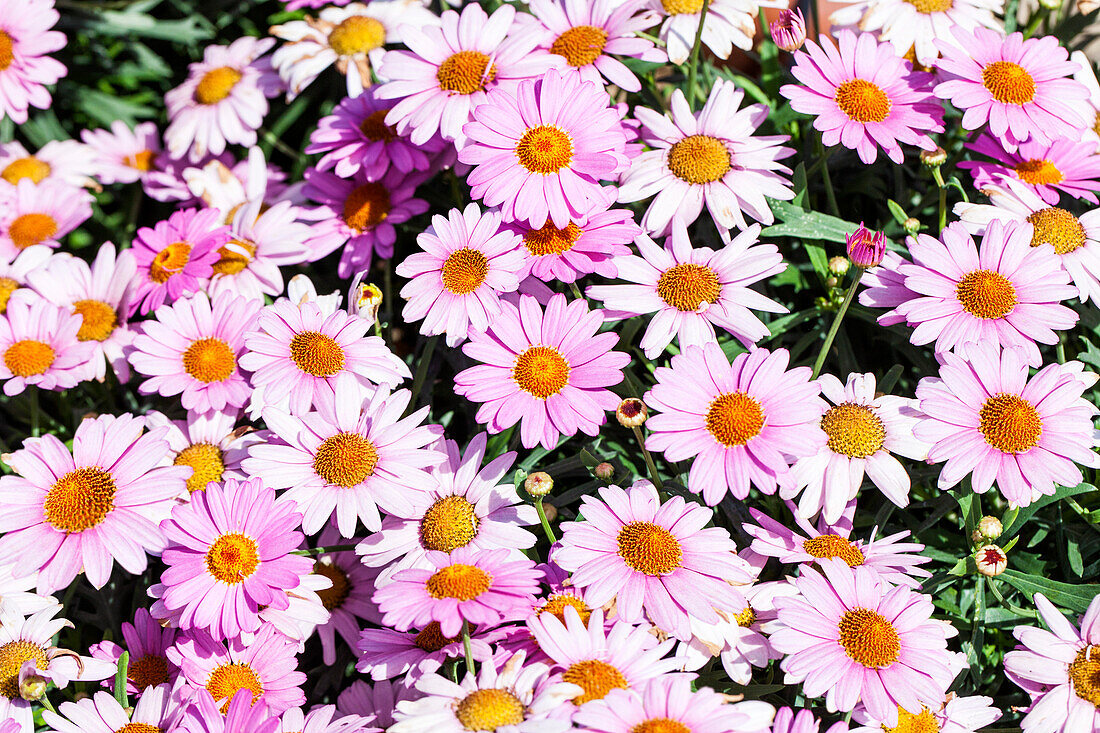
[306,526,380,666]
[644,342,827,504]
[81,121,163,185]
[934,27,1090,150]
[276,706,375,733]
[306,89,443,180]
[647,0,784,65]
[240,300,408,418]
[620,78,794,234]
[0,293,95,396]
[395,203,525,347]
[573,676,776,733]
[502,205,639,284]
[337,680,422,730]
[207,200,313,302]
[554,481,754,641]
[781,31,944,165]
[0,413,187,593]
[459,69,630,229]
[0,179,92,259]
[453,293,630,450]
[146,408,258,497]
[586,220,786,359]
[914,343,1100,507]
[43,685,187,733]
[851,692,1002,733]
[177,689,279,733]
[374,2,559,147]
[89,608,179,696]
[373,546,542,638]
[169,626,305,715]
[771,707,849,733]
[0,0,66,124]
[244,374,443,536]
[130,207,229,316]
[165,37,280,162]
[959,134,1100,205]
[357,432,538,579]
[0,244,51,315]
[129,291,261,414]
[25,242,137,382]
[1004,592,1100,733]
[770,559,956,727]
[695,579,794,685]
[0,139,97,189]
[355,622,504,682]
[858,250,920,327]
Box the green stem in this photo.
[632,425,661,488]
[39,695,57,715]
[1056,332,1066,364]
[114,651,129,709]
[408,335,439,413]
[815,135,840,217]
[811,270,864,379]
[30,387,40,438]
[684,0,712,109]
[932,166,947,232]
[461,619,475,674]
[569,282,584,301]
[535,499,556,543]
[291,544,358,556]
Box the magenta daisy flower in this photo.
[915,343,1100,508]
[0,244,51,315]
[851,692,1002,733]
[130,291,261,414]
[130,207,229,316]
[395,204,524,346]
[306,526,380,666]
[771,707,849,733]
[644,342,826,504]
[176,689,279,733]
[858,250,920,327]
[373,546,542,638]
[459,69,630,229]
[770,560,956,727]
[502,205,639,284]
[207,200,313,302]
[44,685,187,733]
[81,121,162,185]
[244,374,443,536]
[0,0,66,124]
[781,31,944,165]
[165,37,280,162]
[0,179,92,259]
[620,78,794,234]
[275,706,374,733]
[454,293,630,450]
[959,134,1100,205]
[240,299,409,417]
[934,27,1090,149]
[157,477,313,640]
[374,2,559,147]
[0,413,187,593]
[170,626,305,715]
[554,481,754,641]
[1004,592,1100,733]
[88,608,179,695]
[146,408,259,496]
[0,293,95,396]
[355,622,503,682]
[586,220,786,359]
[337,680,422,730]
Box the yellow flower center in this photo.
[705,391,765,447]
[128,654,169,690]
[8,213,58,249]
[117,724,161,733]
[194,67,242,105]
[735,605,757,627]
[904,0,953,12]
[0,640,49,699]
[978,393,1042,454]
[313,560,351,611]
[1015,158,1064,186]
[838,607,901,668]
[802,534,866,567]
[124,150,156,172]
[419,495,480,552]
[955,270,1017,319]
[1070,645,1100,707]
[182,337,236,383]
[821,402,886,458]
[1026,207,1087,255]
[212,239,256,276]
[174,443,225,493]
[617,521,682,575]
[43,467,116,533]
[982,61,1036,105]
[342,182,391,233]
[414,621,459,651]
[4,339,55,377]
[455,689,525,731]
[562,659,628,705]
[150,242,192,283]
[884,706,940,733]
[537,594,591,625]
[206,662,263,713]
[523,220,582,256]
[657,263,721,312]
[424,563,492,601]
[73,299,118,342]
[360,109,396,142]
[661,0,705,13]
[551,25,609,67]
[512,345,570,400]
[1,156,51,185]
[835,79,892,123]
[667,135,731,184]
[328,16,386,56]
[436,51,496,95]
[313,432,379,487]
[441,248,490,295]
[515,125,574,175]
[0,31,13,72]
[0,277,18,314]
[205,532,260,584]
[289,331,346,377]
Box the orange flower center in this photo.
[562,659,628,705]
[455,689,525,731]
[313,560,352,611]
[838,607,901,668]
[657,263,721,312]
[820,402,886,458]
[4,339,55,377]
[0,640,49,699]
[43,467,116,533]
[1,156,50,185]
[425,563,492,601]
[73,299,118,342]
[206,662,263,713]
[978,393,1042,454]
[617,521,682,575]
[0,31,13,72]
[360,109,396,142]
[124,150,156,172]
[150,242,192,283]
[342,182,391,233]
[182,337,236,383]
[905,0,953,12]
[174,443,225,493]
[414,621,459,651]
[512,345,570,399]
[194,67,242,105]
[884,706,940,733]
[667,135,731,184]
[0,277,17,315]
[661,0,705,13]
[802,534,866,567]
[955,269,1017,319]
[128,654,169,690]
[419,495,479,552]
[705,391,765,447]
[8,213,58,249]
[1027,207,1087,255]
[982,61,1036,105]
[551,25,609,67]
[328,16,386,56]
[735,605,757,627]
[212,239,256,276]
[523,221,582,256]
[537,594,591,625]
[835,79,892,123]
[289,331,346,377]
[441,247,490,295]
[516,125,573,174]
[436,51,497,95]
[1070,645,1100,707]
[116,724,161,733]
[1015,158,1064,186]
[313,432,379,487]
[205,532,260,584]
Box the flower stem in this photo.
[408,335,439,413]
[29,387,40,438]
[114,651,129,709]
[684,0,712,108]
[811,270,864,379]
[535,498,556,543]
[39,695,57,715]
[815,134,840,217]
[632,425,662,488]
[291,544,358,556]
[932,166,947,232]
[461,619,475,675]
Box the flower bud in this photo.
[19,675,46,701]
[903,217,921,234]
[825,276,838,289]
[975,544,1007,577]
[616,398,648,428]
[846,223,886,269]
[595,462,615,481]
[974,515,1003,542]
[349,270,383,322]
[525,471,553,498]
[920,147,947,167]
[827,256,850,277]
[769,8,806,52]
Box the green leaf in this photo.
[886,199,909,226]
[1000,570,1100,614]
[762,200,860,244]
[1001,483,1097,539]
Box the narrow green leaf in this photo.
[1000,570,1100,614]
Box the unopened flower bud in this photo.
[769,8,806,52]
[595,462,615,481]
[348,270,383,321]
[616,398,647,428]
[920,147,947,167]
[827,256,850,277]
[825,276,838,289]
[846,223,886,269]
[19,675,46,701]
[975,515,1003,542]
[975,544,1007,577]
[525,471,553,498]
[903,217,921,234]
